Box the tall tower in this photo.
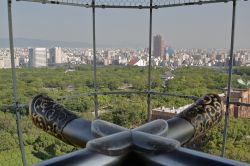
[153,34,165,60]
[49,47,62,64]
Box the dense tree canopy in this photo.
[0,65,249,164]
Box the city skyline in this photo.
[0,1,250,48]
[1,46,249,69]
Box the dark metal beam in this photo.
[32,149,126,166]
[32,148,249,166]
[92,0,99,118]
[56,91,199,101]
[139,147,248,166]
[147,0,153,122]
[229,101,250,107]
[221,0,237,157]
[7,0,27,165]
[17,0,241,9]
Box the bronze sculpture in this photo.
[29,93,248,165]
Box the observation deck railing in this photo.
[1,0,249,165]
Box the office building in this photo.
[29,48,47,67]
[49,47,62,64]
[153,34,165,60]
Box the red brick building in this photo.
[223,89,250,118]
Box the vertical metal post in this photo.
[92,0,99,118]
[7,0,27,165]
[221,0,237,157]
[147,0,153,122]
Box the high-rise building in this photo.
[49,47,62,64]
[29,48,47,67]
[103,50,115,65]
[153,34,165,59]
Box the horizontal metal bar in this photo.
[0,103,29,110]
[2,98,249,112]
[17,0,91,8]
[229,101,250,107]
[96,0,237,9]
[17,0,242,9]
[31,146,248,166]
[139,147,248,166]
[0,91,199,108]
[58,91,147,100]
[58,91,199,101]
[156,0,236,8]
[32,148,125,166]
[151,91,199,100]
[95,91,146,95]
[9,92,250,109]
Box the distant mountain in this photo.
[0,38,145,48]
[0,38,93,48]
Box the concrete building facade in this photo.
[29,48,47,67]
[49,47,62,64]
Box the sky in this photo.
[0,0,250,48]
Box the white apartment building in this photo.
[0,55,19,69]
[29,48,47,67]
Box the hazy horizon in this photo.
[0,0,250,49]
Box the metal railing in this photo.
[16,0,242,8]
[2,0,249,165]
